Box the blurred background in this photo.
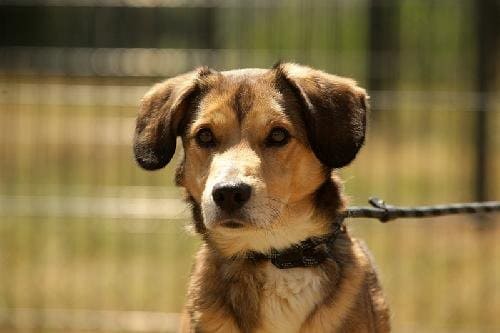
[0,0,499,332]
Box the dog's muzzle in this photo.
[212,182,252,213]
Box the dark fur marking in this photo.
[232,82,254,123]
[223,261,263,333]
[174,159,185,187]
[273,73,310,144]
[313,177,345,219]
[186,195,206,234]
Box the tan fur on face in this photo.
[181,72,329,256]
[134,63,390,332]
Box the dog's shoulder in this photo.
[353,238,392,332]
[186,244,263,333]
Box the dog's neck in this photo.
[245,219,345,269]
[205,206,334,256]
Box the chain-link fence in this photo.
[0,1,499,332]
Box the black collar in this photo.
[245,222,345,269]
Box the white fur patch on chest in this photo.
[257,263,325,333]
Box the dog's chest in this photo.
[257,263,324,333]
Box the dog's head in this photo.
[134,63,367,256]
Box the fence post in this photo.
[474,0,496,208]
[200,5,217,67]
[367,0,399,118]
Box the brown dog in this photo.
[134,63,390,332]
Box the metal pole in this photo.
[367,0,399,113]
[474,0,497,205]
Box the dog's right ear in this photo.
[274,63,368,169]
[134,67,213,170]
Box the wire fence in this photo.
[0,1,499,332]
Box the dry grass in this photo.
[0,77,499,332]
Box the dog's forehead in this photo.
[197,68,284,124]
[220,68,268,79]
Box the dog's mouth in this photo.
[220,220,246,229]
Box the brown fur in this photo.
[134,63,390,332]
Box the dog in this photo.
[134,63,390,332]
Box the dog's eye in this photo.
[195,128,216,148]
[266,127,290,147]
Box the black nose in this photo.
[212,182,252,212]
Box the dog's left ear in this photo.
[275,63,368,169]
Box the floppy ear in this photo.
[275,63,368,169]
[134,67,212,170]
